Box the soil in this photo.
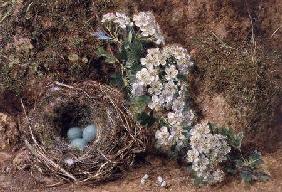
[0,0,281,191]
[0,145,282,192]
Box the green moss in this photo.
[0,0,122,96]
[191,34,281,147]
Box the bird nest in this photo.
[21,81,145,184]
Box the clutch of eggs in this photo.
[67,124,97,151]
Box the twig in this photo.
[54,81,74,89]
[271,25,281,38]
[25,140,77,181]
[211,32,235,50]
[21,99,38,145]
[245,0,257,65]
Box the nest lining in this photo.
[21,81,145,184]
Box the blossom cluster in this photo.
[186,122,231,184]
[98,10,268,186]
[101,11,165,45]
[131,45,194,150]
[133,12,165,45]
[101,12,131,29]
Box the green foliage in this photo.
[209,123,244,149]
[95,28,145,88]
[136,111,155,127]
[208,124,270,184]
[96,46,118,64]
[236,151,271,183]
[121,38,144,82]
[95,27,151,126]
[110,73,124,88]
[177,74,188,81]
[130,95,151,115]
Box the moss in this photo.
[191,34,281,149]
[0,0,120,97]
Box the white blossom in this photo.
[115,12,132,28]
[148,81,163,95]
[156,176,167,187]
[212,169,225,183]
[64,158,75,166]
[136,68,156,85]
[148,95,164,111]
[131,82,144,96]
[165,79,178,90]
[134,45,194,153]
[172,98,185,112]
[141,48,165,70]
[167,112,183,126]
[140,174,149,185]
[133,12,165,45]
[187,121,231,184]
[182,110,195,127]
[187,149,200,163]
[155,126,171,146]
[101,13,116,22]
[163,45,193,74]
[101,12,131,29]
[165,65,178,80]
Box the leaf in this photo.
[128,30,133,43]
[159,118,169,127]
[177,74,188,81]
[209,124,244,150]
[240,169,270,183]
[256,172,271,182]
[226,167,237,175]
[130,95,151,115]
[123,39,144,80]
[244,151,263,169]
[110,73,124,88]
[240,170,253,183]
[136,112,155,127]
[95,47,117,64]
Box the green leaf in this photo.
[136,112,155,127]
[226,167,237,175]
[209,124,244,149]
[236,150,270,184]
[159,118,169,127]
[256,172,271,182]
[128,30,133,43]
[96,47,117,64]
[240,170,253,183]
[177,74,188,81]
[244,151,263,169]
[123,39,144,79]
[110,73,124,88]
[240,169,270,183]
[130,95,151,115]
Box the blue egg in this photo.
[70,138,87,150]
[83,124,97,142]
[67,127,83,140]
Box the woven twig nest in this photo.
[21,81,145,184]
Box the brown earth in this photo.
[0,145,282,192]
[0,0,281,191]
